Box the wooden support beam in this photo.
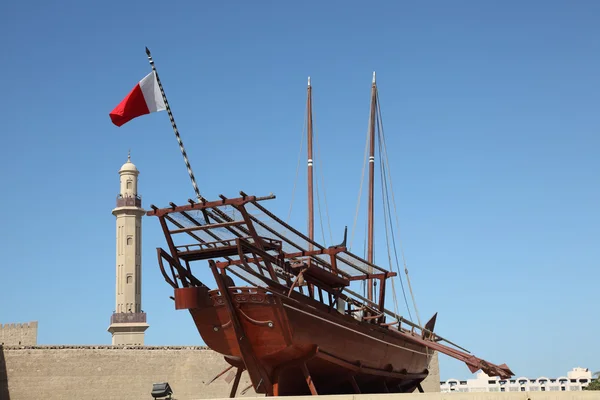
[229,368,243,398]
[209,261,273,395]
[301,363,318,395]
[272,370,280,397]
[147,194,275,217]
[170,220,245,234]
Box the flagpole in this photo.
[145,47,204,202]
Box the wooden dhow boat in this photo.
[148,74,513,396]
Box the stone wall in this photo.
[0,322,37,346]
[0,345,256,400]
[0,345,440,400]
[420,352,440,393]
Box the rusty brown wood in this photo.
[235,237,279,280]
[378,276,386,316]
[242,203,388,275]
[223,252,330,312]
[347,272,397,281]
[164,214,213,249]
[272,371,280,397]
[215,246,345,268]
[209,261,273,394]
[316,350,428,380]
[147,194,275,217]
[362,313,384,321]
[160,252,204,289]
[236,205,277,280]
[307,77,314,256]
[178,210,229,247]
[301,363,318,395]
[158,218,179,270]
[206,206,253,237]
[170,220,245,234]
[229,367,243,398]
[156,248,179,288]
[367,74,377,301]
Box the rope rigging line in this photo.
[314,125,334,246]
[376,91,422,326]
[350,118,372,250]
[287,105,308,223]
[314,158,327,247]
[376,109,413,321]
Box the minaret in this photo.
[107,152,149,345]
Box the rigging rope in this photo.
[314,125,334,246]
[314,159,327,246]
[377,110,413,321]
[350,122,372,250]
[287,106,308,223]
[376,91,422,326]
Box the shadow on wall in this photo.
[0,345,9,400]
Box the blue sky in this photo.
[1,0,599,380]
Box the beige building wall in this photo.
[0,322,37,346]
[0,345,443,400]
[0,346,257,400]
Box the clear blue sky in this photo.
[1,0,598,381]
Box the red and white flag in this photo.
[109,71,166,127]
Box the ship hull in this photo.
[175,285,431,395]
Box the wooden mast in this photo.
[307,77,314,252]
[367,72,377,301]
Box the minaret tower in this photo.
[107,152,149,345]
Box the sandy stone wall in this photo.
[421,352,440,393]
[0,345,256,400]
[0,322,37,347]
[0,346,440,400]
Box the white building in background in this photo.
[441,367,593,393]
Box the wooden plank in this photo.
[170,220,245,234]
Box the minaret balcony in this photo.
[110,312,147,324]
[116,194,142,208]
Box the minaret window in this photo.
[127,180,132,189]
[127,236,133,245]
[127,275,132,284]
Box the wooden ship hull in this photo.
[176,285,430,395]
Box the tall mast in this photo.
[307,77,314,250]
[367,72,377,301]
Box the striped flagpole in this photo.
[145,47,204,202]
